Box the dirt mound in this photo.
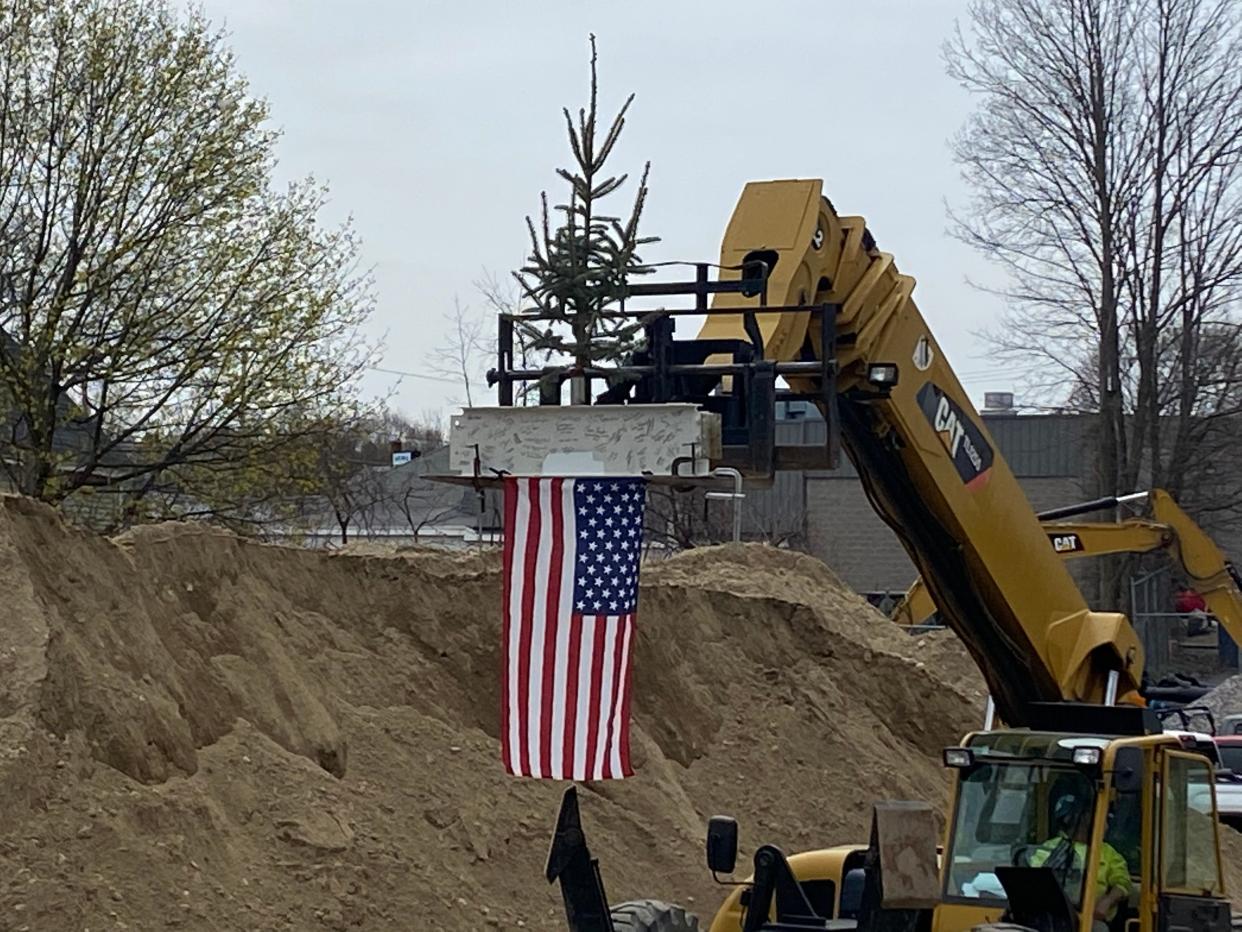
[1196,675,1242,727]
[655,545,989,705]
[0,501,1234,930]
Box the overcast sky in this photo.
[192,0,1023,426]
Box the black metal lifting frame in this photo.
[486,263,841,479]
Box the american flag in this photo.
[501,476,646,780]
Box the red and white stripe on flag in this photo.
[500,475,647,780]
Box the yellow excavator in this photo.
[891,489,1242,650]
[488,179,1232,932]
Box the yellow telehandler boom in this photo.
[696,179,1142,718]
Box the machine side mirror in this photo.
[706,816,738,875]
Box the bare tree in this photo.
[424,297,486,407]
[1121,0,1242,513]
[946,0,1144,495]
[641,482,808,553]
[375,407,444,450]
[946,0,1242,597]
[643,485,719,552]
[0,0,374,510]
[318,454,387,546]
[389,472,465,542]
[743,492,808,549]
[477,268,538,405]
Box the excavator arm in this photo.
[892,489,1242,651]
[1149,489,1242,640]
[1034,518,1171,557]
[696,179,1143,722]
[1147,484,1242,623]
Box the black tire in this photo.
[609,899,700,932]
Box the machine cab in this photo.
[935,728,1230,932]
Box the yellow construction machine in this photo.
[486,180,1232,932]
[891,489,1242,646]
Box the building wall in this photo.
[802,474,909,594]
[782,406,1242,629]
[759,412,1098,596]
[800,473,1097,596]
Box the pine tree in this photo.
[513,34,659,404]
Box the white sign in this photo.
[391,451,413,467]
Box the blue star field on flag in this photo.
[572,478,645,615]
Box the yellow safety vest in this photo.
[1030,838,1132,920]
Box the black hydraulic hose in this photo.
[1140,685,1211,702]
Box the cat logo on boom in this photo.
[916,382,995,490]
[1049,532,1085,553]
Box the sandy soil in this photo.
[0,496,1236,931]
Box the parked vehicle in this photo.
[1213,735,1242,830]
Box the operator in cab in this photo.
[1030,794,1132,932]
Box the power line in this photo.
[366,365,489,386]
[367,362,1036,390]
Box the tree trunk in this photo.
[1089,13,1126,610]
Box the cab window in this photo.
[1161,753,1223,895]
[1216,745,1242,774]
[944,762,1095,906]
